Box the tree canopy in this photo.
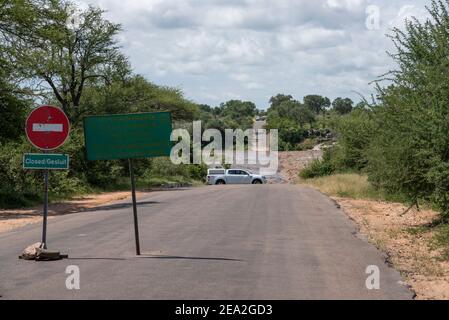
[2,0,130,123]
[332,97,354,115]
[304,95,331,115]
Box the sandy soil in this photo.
[0,191,147,234]
[334,198,449,300]
[278,149,322,183]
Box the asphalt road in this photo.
[0,184,413,299]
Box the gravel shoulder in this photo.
[334,197,449,300]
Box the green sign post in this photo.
[23,153,70,170]
[83,112,172,161]
[83,112,173,256]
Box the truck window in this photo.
[208,169,225,175]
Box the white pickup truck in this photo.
[206,169,267,185]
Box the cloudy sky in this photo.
[76,0,430,109]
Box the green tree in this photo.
[304,95,331,116]
[366,0,449,218]
[332,98,354,115]
[0,19,29,142]
[269,94,294,109]
[221,100,257,118]
[220,100,257,129]
[332,107,375,170]
[271,99,316,128]
[2,1,130,123]
[297,105,316,128]
[0,77,29,142]
[266,98,312,150]
[79,75,199,122]
[275,100,299,119]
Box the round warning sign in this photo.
[25,106,70,150]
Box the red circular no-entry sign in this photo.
[25,106,70,150]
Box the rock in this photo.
[20,242,44,260]
[19,242,67,261]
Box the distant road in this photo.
[0,184,412,299]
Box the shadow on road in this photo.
[141,187,191,192]
[66,255,243,262]
[0,201,161,220]
[0,186,192,222]
[139,255,243,262]
[67,257,128,261]
[82,201,160,212]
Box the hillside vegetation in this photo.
[301,0,449,245]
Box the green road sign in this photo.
[83,112,173,161]
[23,153,70,170]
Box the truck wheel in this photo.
[252,180,262,184]
[216,180,226,185]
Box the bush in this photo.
[300,150,335,179]
[0,139,42,205]
[141,157,208,186]
[0,189,41,209]
[187,163,208,181]
[297,138,317,151]
[0,137,91,207]
[330,107,375,171]
[147,157,189,177]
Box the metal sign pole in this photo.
[24,106,71,256]
[128,159,141,256]
[42,169,49,249]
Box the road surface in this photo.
[0,185,413,299]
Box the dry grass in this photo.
[300,173,383,200]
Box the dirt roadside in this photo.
[0,191,148,234]
[334,197,449,300]
[277,150,449,300]
[277,149,322,183]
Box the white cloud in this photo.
[326,0,364,10]
[77,0,431,108]
[388,4,430,28]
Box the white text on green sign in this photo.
[23,154,70,170]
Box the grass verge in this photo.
[299,173,383,200]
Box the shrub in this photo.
[187,163,208,181]
[142,157,208,185]
[0,137,91,207]
[331,107,375,171]
[297,138,317,151]
[300,150,335,179]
